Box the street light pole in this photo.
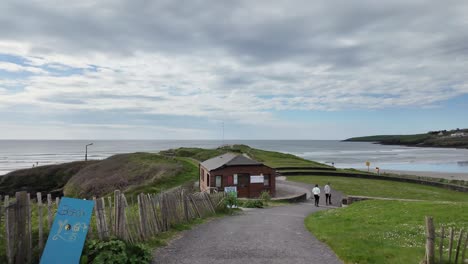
[85,143,93,161]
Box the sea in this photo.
[1,140,468,176]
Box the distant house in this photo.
[199,153,276,198]
[450,132,466,137]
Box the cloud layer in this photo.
[0,0,467,138]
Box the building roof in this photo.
[200,153,263,171]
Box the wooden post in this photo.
[454,229,464,264]
[182,190,189,222]
[138,194,148,239]
[107,196,114,235]
[4,195,12,264]
[449,228,455,263]
[27,193,32,264]
[15,191,30,264]
[425,216,435,264]
[55,197,60,206]
[189,195,202,218]
[114,190,121,237]
[47,194,53,230]
[37,192,44,252]
[461,231,468,264]
[439,226,444,264]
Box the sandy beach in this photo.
[377,169,468,181]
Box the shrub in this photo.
[259,191,271,206]
[242,200,264,208]
[223,192,239,214]
[82,238,152,264]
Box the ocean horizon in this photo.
[1,140,468,176]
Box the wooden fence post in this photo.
[425,216,435,264]
[15,191,31,264]
[114,190,121,238]
[138,193,148,240]
[47,194,53,230]
[439,226,444,264]
[461,231,468,264]
[107,196,114,235]
[449,228,454,263]
[4,195,12,264]
[27,193,32,264]
[37,192,43,252]
[454,229,464,264]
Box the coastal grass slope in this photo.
[344,128,468,148]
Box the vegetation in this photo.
[305,200,468,264]
[288,175,468,202]
[344,128,468,148]
[0,160,98,196]
[259,191,271,206]
[81,239,152,264]
[223,192,239,214]
[161,144,331,168]
[63,153,197,198]
[240,199,264,208]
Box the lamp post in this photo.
[85,143,93,161]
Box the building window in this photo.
[233,174,238,185]
[206,173,210,186]
[215,175,222,188]
[264,174,270,186]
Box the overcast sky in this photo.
[0,0,467,139]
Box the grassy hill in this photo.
[344,128,468,148]
[0,160,98,196]
[64,153,198,198]
[160,144,331,168]
[1,145,331,197]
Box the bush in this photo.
[242,200,264,208]
[223,192,239,214]
[259,191,271,206]
[82,238,152,264]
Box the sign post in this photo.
[366,161,370,172]
[40,197,94,264]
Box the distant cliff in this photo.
[344,129,468,149]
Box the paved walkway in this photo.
[153,182,343,264]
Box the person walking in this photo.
[324,182,332,205]
[312,184,321,207]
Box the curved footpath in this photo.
[153,181,343,264]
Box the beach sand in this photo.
[378,169,468,181]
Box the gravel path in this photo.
[153,181,343,264]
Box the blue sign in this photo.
[40,197,94,264]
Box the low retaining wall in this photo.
[342,195,424,206]
[284,172,468,193]
[272,192,308,203]
[275,166,337,171]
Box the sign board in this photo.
[40,197,94,264]
[224,186,237,197]
[365,161,370,167]
[250,175,264,183]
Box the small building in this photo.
[199,153,276,198]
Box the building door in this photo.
[237,173,250,197]
[226,175,233,186]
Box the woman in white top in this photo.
[312,184,320,207]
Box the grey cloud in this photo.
[1,0,468,113]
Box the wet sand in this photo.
[378,169,468,181]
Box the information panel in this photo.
[250,175,264,183]
[40,197,94,264]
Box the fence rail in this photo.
[423,216,468,264]
[0,189,225,264]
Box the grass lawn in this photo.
[288,175,468,202]
[305,200,468,264]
